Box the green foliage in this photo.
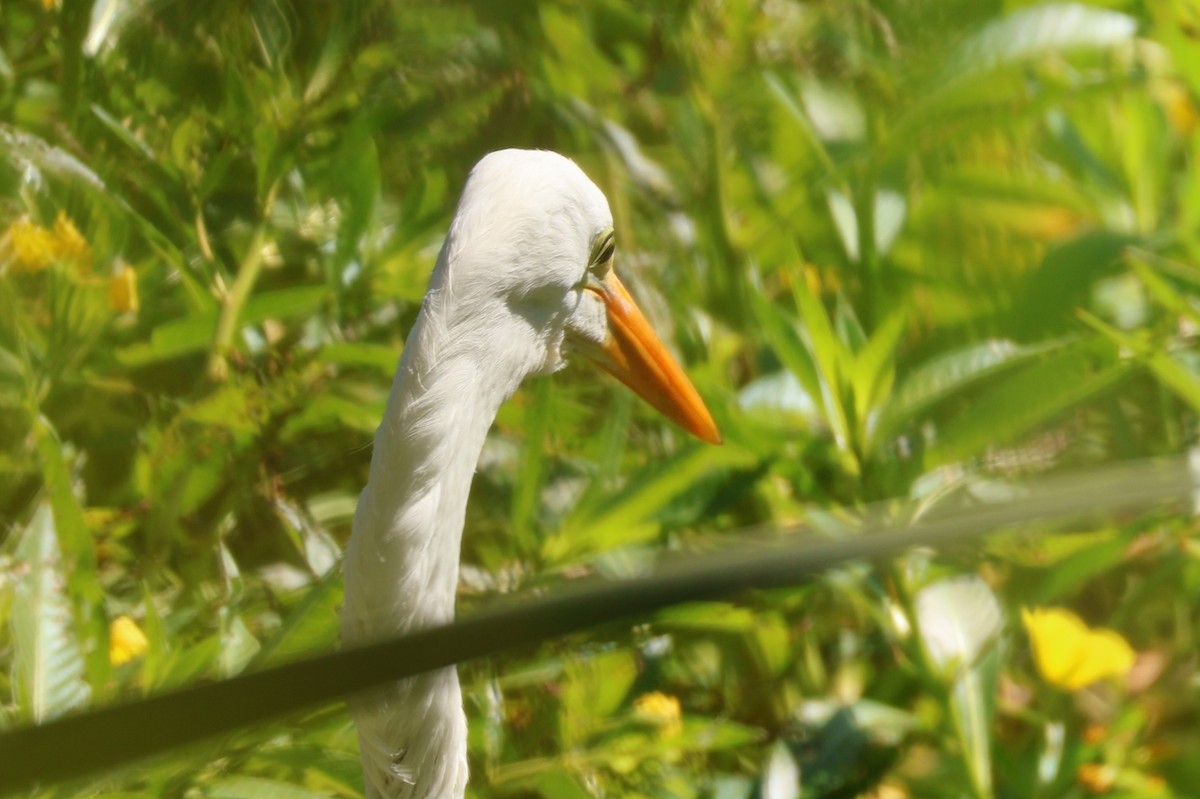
[3,0,1200,797]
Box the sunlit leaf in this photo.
[928,342,1126,464]
[10,504,92,723]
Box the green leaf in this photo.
[850,309,907,439]
[1129,255,1200,326]
[10,504,92,723]
[250,572,343,669]
[656,601,759,633]
[33,416,109,690]
[882,339,1063,439]
[945,4,1137,86]
[320,342,400,377]
[510,378,554,553]
[747,271,825,424]
[1079,310,1200,413]
[1012,231,1138,339]
[929,342,1126,464]
[789,267,851,448]
[205,776,329,799]
[117,286,328,365]
[545,444,758,562]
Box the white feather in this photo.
[342,150,614,798]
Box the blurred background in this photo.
[2,0,1200,796]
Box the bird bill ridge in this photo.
[583,272,722,445]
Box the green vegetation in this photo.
[3,0,1200,796]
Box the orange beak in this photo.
[583,273,721,445]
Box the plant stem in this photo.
[207,181,279,381]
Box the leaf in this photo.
[545,444,758,562]
[205,776,329,799]
[250,572,343,669]
[761,742,800,799]
[1012,231,1139,338]
[915,577,1005,799]
[747,271,825,424]
[850,309,907,436]
[33,416,109,689]
[881,339,1060,439]
[945,4,1137,87]
[117,286,328,365]
[789,266,851,447]
[319,342,400,376]
[0,124,105,190]
[1080,310,1200,413]
[656,602,759,633]
[1129,255,1200,326]
[928,342,1127,464]
[10,504,92,723]
[510,378,553,553]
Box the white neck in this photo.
[344,287,526,640]
[342,278,535,799]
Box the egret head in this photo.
[435,149,720,444]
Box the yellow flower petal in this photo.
[634,691,683,737]
[109,615,148,666]
[6,217,58,272]
[1022,607,1135,691]
[52,211,92,273]
[108,266,139,313]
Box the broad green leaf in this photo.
[218,615,261,678]
[945,4,1136,87]
[881,339,1060,439]
[10,504,92,723]
[929,343,1126,464]
[545,444,758,562]
[250,572,343,669]
[1013,231,1139,338]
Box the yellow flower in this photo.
[6,217,59,272]
[53,211,92,273]
[1022,607,1135,691]
[2,212,92,274]
[633,691,683,737]
[108,265,139,313]
[109,615,148,666]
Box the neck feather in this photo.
[343,286,527,642]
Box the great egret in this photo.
[342,149,720,798]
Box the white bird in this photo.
[341,149,720,798]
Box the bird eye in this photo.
[589,227,615,273]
